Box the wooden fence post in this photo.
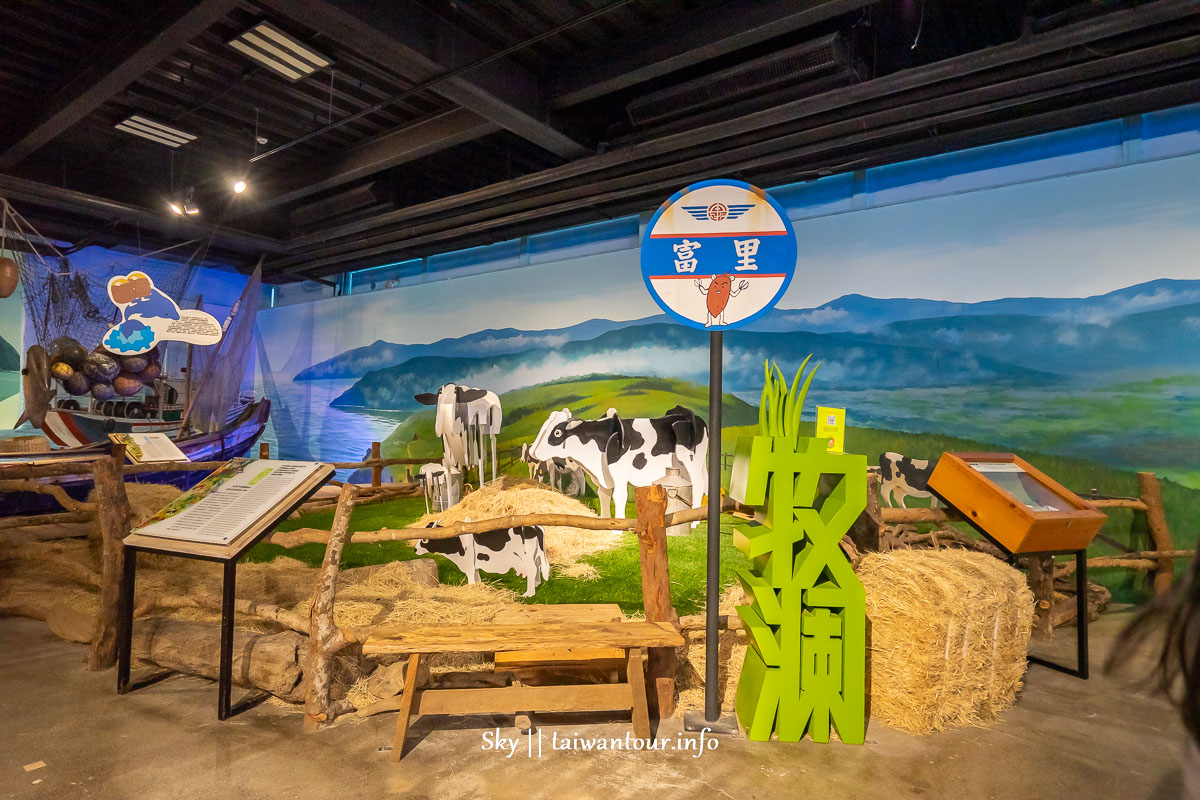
[635,485,678,720]
[88,446,131,670]
[304,483,360,731]
[848,472,883,553]
[370,442,382,488]
[1137,472,1174,596]
[259,441,270,459]
[1027,554,1055,642]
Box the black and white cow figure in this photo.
[529,404,708,522]
[415,383,503,487]
[414,522,550,597]
[878,451,939,508]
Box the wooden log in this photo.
[132,617,306,701]
[303,484,360,732]
[137,595,311,636]
[87,455,131,671]
[0,510,94,530]
[0,479,96,513]
[259,442,270,459]
[371,442,382,488]
[1137,472,1175,596]
[848,472,883,552]
[680,613,742,633]
[1054,550,1194,576]
[880,507,968,524]
[1089,498,1149,510]
[1026,555,1055,642]
[635,485,678,720]
[898,528,1006,559]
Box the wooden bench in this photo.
[362,619,685,761]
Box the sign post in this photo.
[641,180,797,729]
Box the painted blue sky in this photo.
[258,150,1200,363]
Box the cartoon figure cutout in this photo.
[102,272,222,354]
[695,274,749,327]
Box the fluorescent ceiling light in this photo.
[228,21,331,81]
[114,115,196,148]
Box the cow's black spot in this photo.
[632,453,647,469]
[419,536,465,557]
[477,553,490,561]
[476,529,514,552]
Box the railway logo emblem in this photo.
[682,202,754,222]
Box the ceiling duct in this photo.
[625,33,858,129]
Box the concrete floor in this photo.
[0,611,1187,800]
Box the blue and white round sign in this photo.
[640,179,797,331]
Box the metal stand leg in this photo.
[1076,549,1089,680]
[116,549,137,694]
[218,559,237,720]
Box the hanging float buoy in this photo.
[0,256,18,298]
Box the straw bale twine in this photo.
[859,549,1034,734]
[417,476,622,569]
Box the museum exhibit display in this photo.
[0,1,1198,797]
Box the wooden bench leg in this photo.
[390,653,423,762]
[627,647,651,741]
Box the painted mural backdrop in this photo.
[256,152,1200,574]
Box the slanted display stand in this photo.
[116,459,334,719]
[928,452,1107,679]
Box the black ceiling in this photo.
[1,0,1197,282]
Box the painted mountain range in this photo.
[331,322,1061,410]
[298,279,1200,388]
[292,316,665,380]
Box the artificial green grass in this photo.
[244,492,749,615]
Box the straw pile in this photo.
[416,476,622,572]
[858,549,1034,734]
[676,583,748,713]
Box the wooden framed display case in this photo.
[928,452,1106,555]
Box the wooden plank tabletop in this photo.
[363,621,684,655]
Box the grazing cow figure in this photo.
[878,451,939,508]
[414,523,549,597]
[530,405,708,521]
[415,383,503,488]
[418,462,460,513]
[521,443,588,497]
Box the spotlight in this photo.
[168,187,200,216]
[233,179,247,194]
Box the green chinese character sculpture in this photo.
[729,358,867,743]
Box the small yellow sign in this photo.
[816,406,845,453]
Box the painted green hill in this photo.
[383,374,757,461]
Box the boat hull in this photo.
[0,399,271,517]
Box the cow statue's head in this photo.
[414,383,489,437]
[529,408,573,463]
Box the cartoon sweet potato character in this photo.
[695,274,750,327]
[110,272,152,304]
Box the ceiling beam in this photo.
[549,0,876,108]
[258,0,589,159]
[0,174,288,256]
[0,0,239,169]
[286,0,1199,251]
[239,109,499,214]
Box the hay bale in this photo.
[0,435,50,454]
[858,549,1034,734]
[416,476,622,567]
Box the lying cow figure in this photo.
[878,451,939,508]
[414,522,550,598]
